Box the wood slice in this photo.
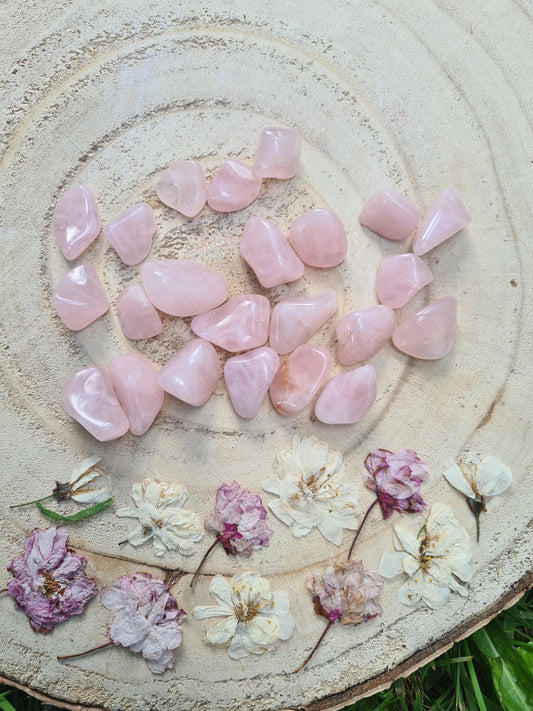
[0,0,531,709]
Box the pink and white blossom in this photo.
[363,448,428,519]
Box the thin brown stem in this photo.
[10,495,54,509]
[0,588,8,594]
[190,538,219,589]
[57,640,114,661]
[294,620,333,673]
[348,498,379,560]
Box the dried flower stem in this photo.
[190,538,220,589]
[10,495,54,509]
[57,640,114,661]
[0,588,7,594]
[294,620,333,673]
[347,498,379,559]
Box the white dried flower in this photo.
[53,455,111,504]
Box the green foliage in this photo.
[35,498,113,522]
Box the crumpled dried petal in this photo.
[100,573,185,674]
[67,455,112,503]
[7,526,97,633]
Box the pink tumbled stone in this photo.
[103,203,156,265]
[108,353,164,436]
[337,305,396,365]
[116,285,162,340]
[314,364,377,425]
[412,187,471,256]
[253,127,301,179]
[53,264,109,331]
[240,217,304,288]
[224,347,280,419]
[53,185,101,260]
[61,366,130,441]
[207,159,262,213]
[155,159,207,218]
[158,338,219,407]
[269,344,331,416]
[269,291,338,355]
[288,208,347,268]
[359,189,420,241]
[376,254,433,309]
[392,297,458,360]
[191,294,270,353]
[141,260,228,317]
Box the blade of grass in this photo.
[35,498,112,522]
[0,691,17,711]
[464,640,488,711]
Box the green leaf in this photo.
[0,691,17,711]
[35,498,113,522]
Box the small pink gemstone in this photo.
[288,208,347,267]
[157,338,220,406]
[337,305,396,365]
[376,254,433,309]
[392,297,458,360]
[108,353,164,435]
[359,189,419,241]
[191,294,270,352]
[116,285,162,340]
[53,264,109,330]
[53,185,101,260]
[103,203,156,265]
[224,347,280,418]
[269,291,338,355]
[207,159,262,213]
[314,364,377,425]
[155,159,207,218]
[61,366,130,441]
[269,344,331,416]
[412,187,471,256]
[240,217,304,288]
[141,260,228,317]
[253,127,301,179]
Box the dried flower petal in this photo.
[67,455,112,503]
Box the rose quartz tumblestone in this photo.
[376,254,433,309]
[412,187,471,256]
[141,260,228,317]
[392,297,458,360]
[53,264,109,331]
[314,364,377,425]
[157,338,220,407]
[269,344,331,416]
[61,366,130,441]
[269,290,338,355]
[224,347,280,419]
[53,185,101,260]
[116,285,162,340]
[359,189,420,241]
[253,127,301,179]
[207,159,262,213]
[240,217,304,288]
[108,353,164,435]
[337,305,396,365]
[155,159,207,218]
[191,294,270,353]
[288,208,347,268]
[103,203,156,265]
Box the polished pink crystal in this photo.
[207,159,262,213]
[53,264,109,331]
[376,254,433,309]
[103,203,156,265]
[157,339,219,406]
[53,185,101,260]
[116,285,162,340]
[253,127,301,179]
[269,291,338,355]
[269,344,331,416]
[314,364,377,425]
[359,189,419,241]
[141,260,228,317]
[155,159,207,218]
[108,353,164,435]
[337,305,396,365]
[288,208,347,267]
[412,187,471,256]
[392,297,458,359]
[224,347,280,419]
[191,294,270,352]
[240,217,304,288]
[61,366,130,441]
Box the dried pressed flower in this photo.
[53,455,111,503]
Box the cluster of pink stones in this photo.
[53,128,471,442]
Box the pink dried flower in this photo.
[7,526,97,633]
[100,573,185,674]
[364,448,428,520]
